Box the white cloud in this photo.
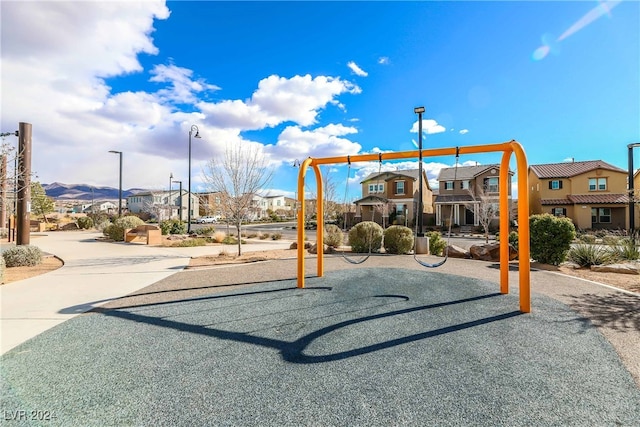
[378,57,390,65]
[266,124,361,163]
[347,61,368,77]
[459,129,469,135]
[150,64,220,104]
[410,119,446,135]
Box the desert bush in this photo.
[0,256,5,283]
[271,232,282,240]
[103,216,145,241]
[495,230,519,251]
[212,231,227,243]
[76,216,94,230]
[610,235,640,261]
[348,221,383,253]
[259,233,269,240]
[602,235,622,246]
[529,214,576,265]
[426,231,446,256]
[193,226,216,236]
[577,234,596,244]
[383,225,414,254]
[2,245,43,267]
[172,238,207,247]
[324,224,344,248]
[567,244,613,267]
[159,219,186,235]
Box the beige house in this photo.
[528,160,629,230]
[354,169,432,226]
[435,164,513,227]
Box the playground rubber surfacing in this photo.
[2,261,640,426]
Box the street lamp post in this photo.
[187,124,201,232]
[414,106,425,237]
[172,180,182,221]
[629,142,640,231]
[108,150,123,217]
[169,172,173,219]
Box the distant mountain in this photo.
[43,182,148,201]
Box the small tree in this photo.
[31,181,55,222]
[465,185,498,243]
[203,141,273,255]
[529,213,576,265]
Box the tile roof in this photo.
[529,160,626,178]
[434,194,475,203]
[437,164,511,181]
[542,194,629,205]
[361,169,420,183]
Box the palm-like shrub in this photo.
[383,225,414,254]
[567,244,613,267]
[529,214,576,265]
[348,221,383,253]
[324,224,344,248]
[2,245,43,267]
[611,234,640,261]
[426,231,447,256]
[103,215,145,241]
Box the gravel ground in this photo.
[1,256,639,426]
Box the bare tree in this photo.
[203,142,273,255]
[466,185,498,243]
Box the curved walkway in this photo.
[1,232,639,426]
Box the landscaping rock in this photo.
[591,263,640,275]
[61,222,79,231]
[469,243,517,261]
[446,245,470,259]
[308,243,333,254]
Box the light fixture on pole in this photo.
[628,142,640,231]
[414,106,425,237]
[172,180,183,221]
[187,124,201,232]
[108,150,123,217]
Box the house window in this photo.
[444,181,454,190]
[549,180,563,190]
[591,207,611,223]
[215,197,221,204]
[461,180,470,190]
[277,200,281,206]
[484,177,499,193]
[368,183,384,194]
[395,181,405,195]
[552,207,566,217]
[589,178,607,191]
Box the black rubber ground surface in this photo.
[2,268,639,426]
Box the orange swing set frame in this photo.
[296,140,531,313]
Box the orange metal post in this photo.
[511,141,531,313]
[499,150,512,294]
[297,158,313,288]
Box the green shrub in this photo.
[76,216,94,230]
[383,225,414,254]
[496,230,519,251]
[324,224,344,248]
[103,216,145,241]
[193,226,216,236]
[159,219,187,235]
[567,244,613,267]
[611,235,640,261]
[172,238,207,247]
[95,219,112,232]
[271,232,282,240]
[529,214,576,265]
[577,234,596,244]
[2,245,43,267]
[348,221,383,253]
[426,231,447,256]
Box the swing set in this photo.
[296,140,531,313]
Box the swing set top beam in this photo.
[306,141,517,166]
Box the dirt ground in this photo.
[2,247,638,294]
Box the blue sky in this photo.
[1,0,638,201]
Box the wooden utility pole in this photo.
[16,122,32,245]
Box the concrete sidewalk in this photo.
[0,231,291,354]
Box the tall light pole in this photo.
[187,124,201,232]
[172,180,183,221]
[629,142,640,231]
[169,172,173,219]
[108,150,123,217]
[414,106,425,237]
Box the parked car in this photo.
[196,216,218,224]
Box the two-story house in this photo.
[528,160,629,230]
[435,164,513,227]
[127,190,198,222]
[353,169,432,226]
